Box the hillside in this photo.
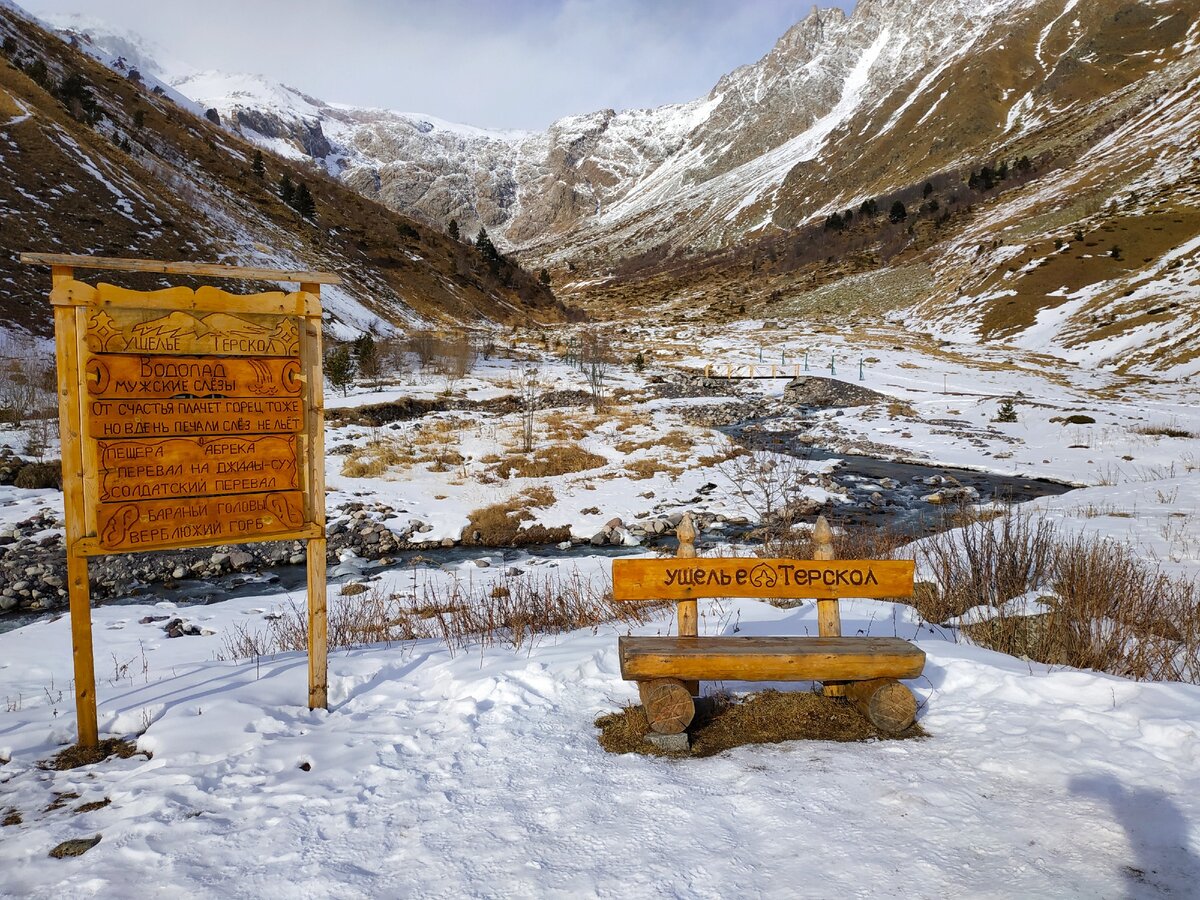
[0,4,565,341]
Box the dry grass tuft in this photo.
[221,572,663,659]
[39,738,147,771]
[495,445,607,479]
[596,690,925,757]
[1132,423,1196,439]
[3,808,23,827]
[464,488,568,545]
[624,459,684,480]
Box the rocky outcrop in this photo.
[782,376,891,409]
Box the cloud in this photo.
[25,0,857,129]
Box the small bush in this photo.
[1133,423,1195,439]
[994,398,1018,423]
[13,461,61,490]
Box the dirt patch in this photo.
[596,689,925,758]
[2,808,22,826]
[39,738,148,771]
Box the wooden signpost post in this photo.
[20,254,340,749]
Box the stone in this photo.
[440,538,455,547]
[474,558,491,568]
[556,541,572,550]
[604,517,623,529]
[645,733,689,752]
[227,551,254,570]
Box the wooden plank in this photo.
[51,265,99,749]
[50,281,318,317]
[74,523,323,557]
[618,636,926,682]
[21,252,341,284]
[95,490,306,552]
[300,285,327,711]
[612,557,914,601]
[85,354,301,399]
[96,434,299,502]
[85,306,301,357]
[87,396,304,439]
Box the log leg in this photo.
[637,679,695,735]
[845,678,918,734]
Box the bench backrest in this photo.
[612,556,914,602]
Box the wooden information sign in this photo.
[20,253,341,748]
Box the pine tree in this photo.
[824,211,845,231]
[294,182,316,220]
[278,173,295,207]
[325,345,355,397]
[447,219,460,240]
[352,334,381,388]
[475,227,499,262]
[132,108,145,129]
[251,150,265,179]
[538,268,551,287]
[859,197,878,217]
[995,397,1017,423]
[888,200,907,223]
[923,181,933,198]
[633,350,645,372]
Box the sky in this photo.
[25,0,858,130]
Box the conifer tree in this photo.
[325,345,355,397]
[923,181,933,198]
[294,182,316,220]
[475,227,499,263]
[448,218,460,240]
[279,173,295,207]
[889,200,907,223]
[251,150,265,179]
[538,268,551,287]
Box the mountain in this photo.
[0,4,564,342]
[15,1,1200,377]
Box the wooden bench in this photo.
[611,515,924,736]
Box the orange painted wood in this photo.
[95,490,306,552]
[86,396,304,439]
[96,434,299,502]
[85,354,301,399]
[21,252,341,284]
[618,636,925,682]
[612,558,914,601]
[49,280,320,317]
[86,306,301,357]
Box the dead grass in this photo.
[464,488,568,545]
[1133,423,1196,439]
[614,430,695,454]
[39,738,147,771]
[2,808,21,827]
[916,509,1200,682]
[221,572,664,659]
[596,690,925,758]
[624,458,684,480]
[495,444,607,479]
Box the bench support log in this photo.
[813,517,846,698]
[844,678,918,734]
[638,678,695,735]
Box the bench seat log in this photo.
[620,636,925,683]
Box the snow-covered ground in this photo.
[2,327,1199,897]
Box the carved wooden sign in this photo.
[51,283,323,555]
[612,558,915,601]
[23,252,340,748]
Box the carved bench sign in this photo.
[21,252,341,747]
[612,558,915,601]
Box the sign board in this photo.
[21,253,341,748]
[612,558,915,601]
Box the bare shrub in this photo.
[220,570,661,660]
[0,335,56,428]
[434,331,478,391]
[716,450,813,555]
[518,363,541,454]
[579,329,614,412]
[915,509,1200,683]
